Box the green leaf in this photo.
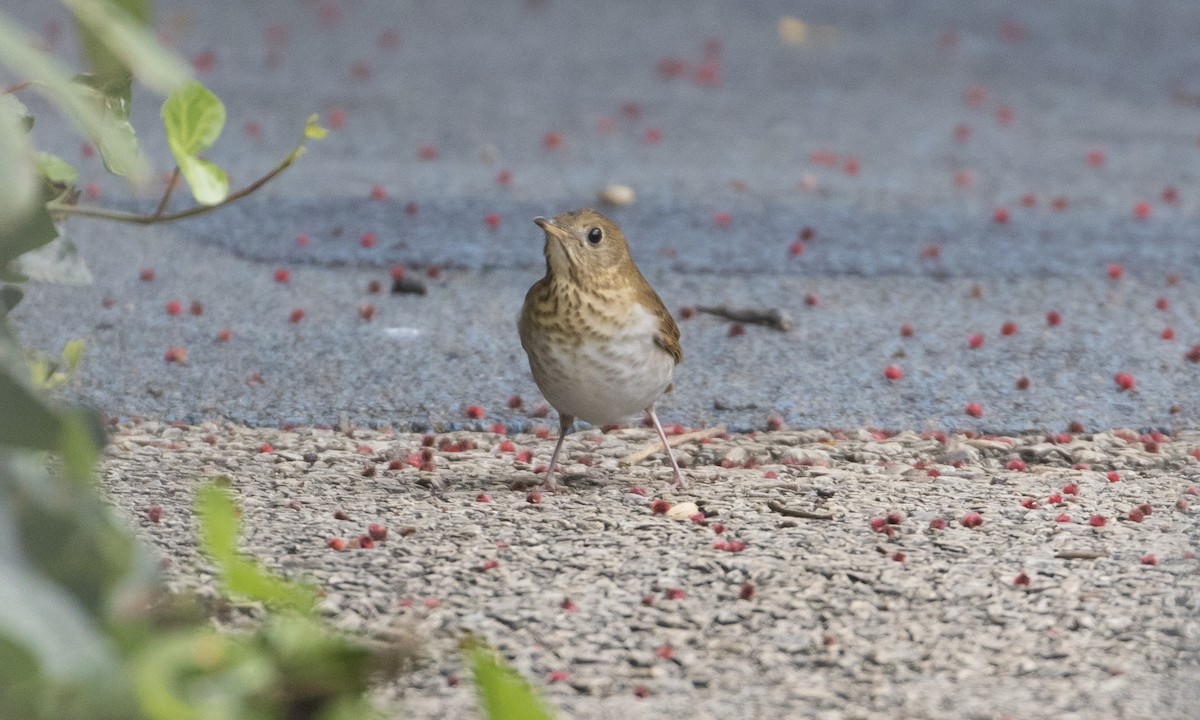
[0,11,147,182]
[196,483,316,613]
[64,0,189,95]
[0,285,22,315]
[37,152,78,188]
[0,95,40,235]
[468,646,555,720]
[162,81,225,155]
[162,82,229,204]
[304,114,328,140]
[62,340,85,372]
[0,202,59,269]
[176,155,228,206]
[0,356,63,452]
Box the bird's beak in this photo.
[533,216,571,242]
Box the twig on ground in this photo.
[619,425,725,466]
[1054,549,1109,560]
[696,305,794,331]
[766,499,834,520]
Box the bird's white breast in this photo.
[523,303,675,426]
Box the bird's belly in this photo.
[526,335,674,426]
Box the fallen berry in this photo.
[993,207,1009,224]
[367,523,388,541]
[370,184,388,200]
[1020,497,1038,509]
[900,323,914,337]
[1088,514,1106,527]
[1014,571,1031,586]
[526,491,541,504]
[1107,472,1120,482]
[274,268,290,283]
[891,551,905,562]
[1114,372,1135,391]
[1139,553,1157,566]
[965,402,984,418]
[147,505,162,523]
[139,267,155,282]
[1048,492,1063,504]
[357,535,375,549]
[664,588,685,600]
[711,522,726,534]
[884,364,903,380]
[1006,459,1027,471]
[1161,327,1175,340]
[484,212,501,229]
[289,308,305,323]
[326,537,346,551]
[163,346,187,364]
[478,559,498,571]
[1062,482,1079,495]
[929,517,946,530]
[360,232,377,248]
[560,597,577,612]
[651,499,671,515]
[475,493,491,503]
[1000,321,1017,336]
[804,293,819,307]
[869,516,887,532]
[1055,513,1071,523]
[1046,310,1062,327]
[165,300,182,316]
[358,304,376,321]
[1015,376,1030,390]
[961,512,984,528]
[1107,263,1124,280]
[1133,202,1151,220]
[1127,507,1145,523]
[968,333,985,349]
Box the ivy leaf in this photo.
[64,0,189,96]
[161,82,228,205]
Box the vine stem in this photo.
[47,144,303,225]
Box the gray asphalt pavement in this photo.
[8,0,1200,431]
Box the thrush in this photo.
[518,208,686,491]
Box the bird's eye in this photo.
[587,227,603,245]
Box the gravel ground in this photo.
[103,420,1200,719]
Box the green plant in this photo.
[0,4,557,718]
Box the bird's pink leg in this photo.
[646,405,688,489]
[543,414,574,491]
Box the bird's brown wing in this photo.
[649,295,683,366]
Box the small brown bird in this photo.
[518,208,686,491]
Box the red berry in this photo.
[1107,472,1120,482]
[728,323,746,337]
[883,365,903,380]
[370,185,388,200]
[351,60,371,81]
[259,443,273,454]
[484,213,501,229]
[497,440,515,453]
[1114,372,1135,391]
[295,233,310,247]
[542,132,563,150]
[163,346,187,364]
[1162,186,1179,204]
[326,537,346,551]
[1020,192,1037,208]
[1133,202,1151,220]
[289,308,305,323]
[1107,263,1124,280]
[1020,497,1038,509]
[632,686,650,698]
[1000,321,1017,336]
[1055,513,1071,523]
[713,211,732,227]
[891,551,906,562]
[139,267,155,282]
[1047,492,1063,504]
[188,301,204,316]
[418,144,438,160]
[1154,297,1169,311]
[953,123,970,143]
[1161,327,1175,340]
[789,240,805,257]
[147,505,162,523]
[900,323,914,337]
[496,169,512,185]
[476,493,491,503]
[360,232,377,248]
[366,523,387,542]
[1127,507,1145,523]
[968,333,984,349]
[165,300,182,316]
[1006,459,1027,471]
[1139,553,1157,566]
[1088,514,1106,527]
[1014,571,1031,586]
[1015,376,1030,390]
[804,293,819,307]
[886,511,904,525]
[1188,345,1200,363]
[560,597,577,612]
[358,304,376,321]
[216,328,233,343]
[1062,482,1079,495]
[996,105,1014,126]
[929,517,946,530]
[526,491,541,504]
[465,405,485,419]
[1086,149,1105,168]
[1046,310,1062,327]
[274,268,290,283]
[1051,196,1069,211]
[651,499,671,515]
[664,588,685,600]
[965,402,984,418]
[643,127,663,144]
[993,207,1009,224]
[326,107,346,129]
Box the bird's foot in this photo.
[671,469,689,490]
[543,473,563,493]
